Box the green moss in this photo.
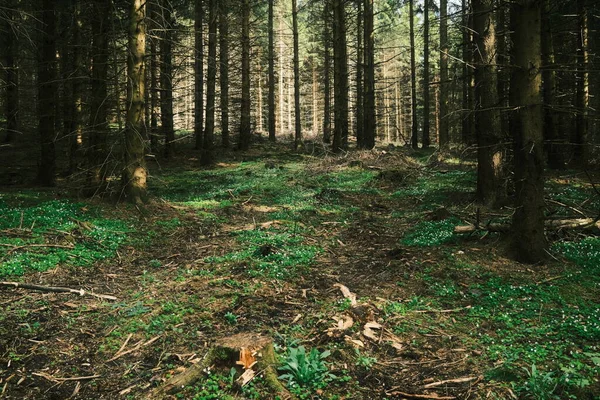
[401,218,460,247]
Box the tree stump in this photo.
[148,333,292,399]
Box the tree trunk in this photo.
[462,0,474,145]
[2,1,18,144]
[422,0,431,148]
[87,0,110,191]
[292,0,302,149]
[510,0,547,264]
[68,0,84,174]
[122,0,148,205]
[219,0,230,148]
[201,0,217,165]
[438,0,449,147]
[195,0,204,150]
[409,0,418,149]
[160,0,175,158]
[541,0,563,169]
[239,0,252,150]
[37,0,57,186]
[332,0,349,153]
[268,0,276,142]
[323,2,332,144]
[574,0,589,165]
[356,0,364,148]
[363,0,376,149]
[149,3,159,152]
[473,0,503,206]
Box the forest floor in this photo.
[1,142,600,400]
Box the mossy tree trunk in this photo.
[473,0,504,207]
[122,0,148,205]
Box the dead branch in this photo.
[423,375,481,388]
[0,282,117,301]
[384,390,456,399]
[32,372,101,383]
[455,218,600,233]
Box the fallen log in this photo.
[148,333,293,399]
[454,218,600,234]
[0,281,117,301]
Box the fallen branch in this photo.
[0,282,117,301]
[32,372,101,383]
[384,390,455,399]
[455,218,600,234]
[0,243,75,252]
[107,335,161,362]
[423,375,480,389]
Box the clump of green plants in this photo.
[553,237,600,273]
[401,218,460,247]
[515,364,563,400]
[191,369,237,400]
[354,349,377,369]
[0,199,132,277]
[278,345,335,392]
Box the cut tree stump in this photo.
[147,333,293,399]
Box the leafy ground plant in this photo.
[278,345,335,392]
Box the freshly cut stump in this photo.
[148,333,292,399]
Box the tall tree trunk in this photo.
[363,0,376,149]
[201,0,217,164]
[194,0,204,150]
[37,0,57,186]
[323,2,332,144]
[122,0,148,204]
[438,0,449,147]
[239,0,251,150]
[69,0,84,173]
[541,0,563,169]
[268,0,276,142]
[160,0,175,158]
[473,0,503,206]
[292,0,302,149]
[356,0,364,148]
[422,0,431,148]
[461,0,474,145]
[495,0,509,137]
[511,0,546,263]
[574,0,589,165]
[312,60,318,135]
[409,0,418,149]
[149,3,159,152]
[3,0,19,144]
[333,0,349,152]
[219,0,230,148]
[278,9,285,135]
[88,0,110,191]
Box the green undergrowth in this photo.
[392,170,475,207]
[0,193,133,277]
[401,217,462,246]
[206,227,321,280]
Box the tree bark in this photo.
[510,0,547,263]
[438,0,449,147]
[87,0,110,192]
[201,0,217,165]
[356,0,364,148]
[541,0,563,169]
[323,2,332,144]
[160,0,175,158]
[422,0,431,148]
[333,0,349,153]
[2,1,18,144]
[68,0,84,174]
[268,0,276,142]
[194,0,204,150]
[122,0,148,205]
[574,0,589,165]
[37,0,57,186]
[473,0,504,206]
[219,0,230,148]
[239,0,251,150]
[409,0,418,149]
[292,0,302,149]
[149,3,159,152]
[363,0,376,149]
